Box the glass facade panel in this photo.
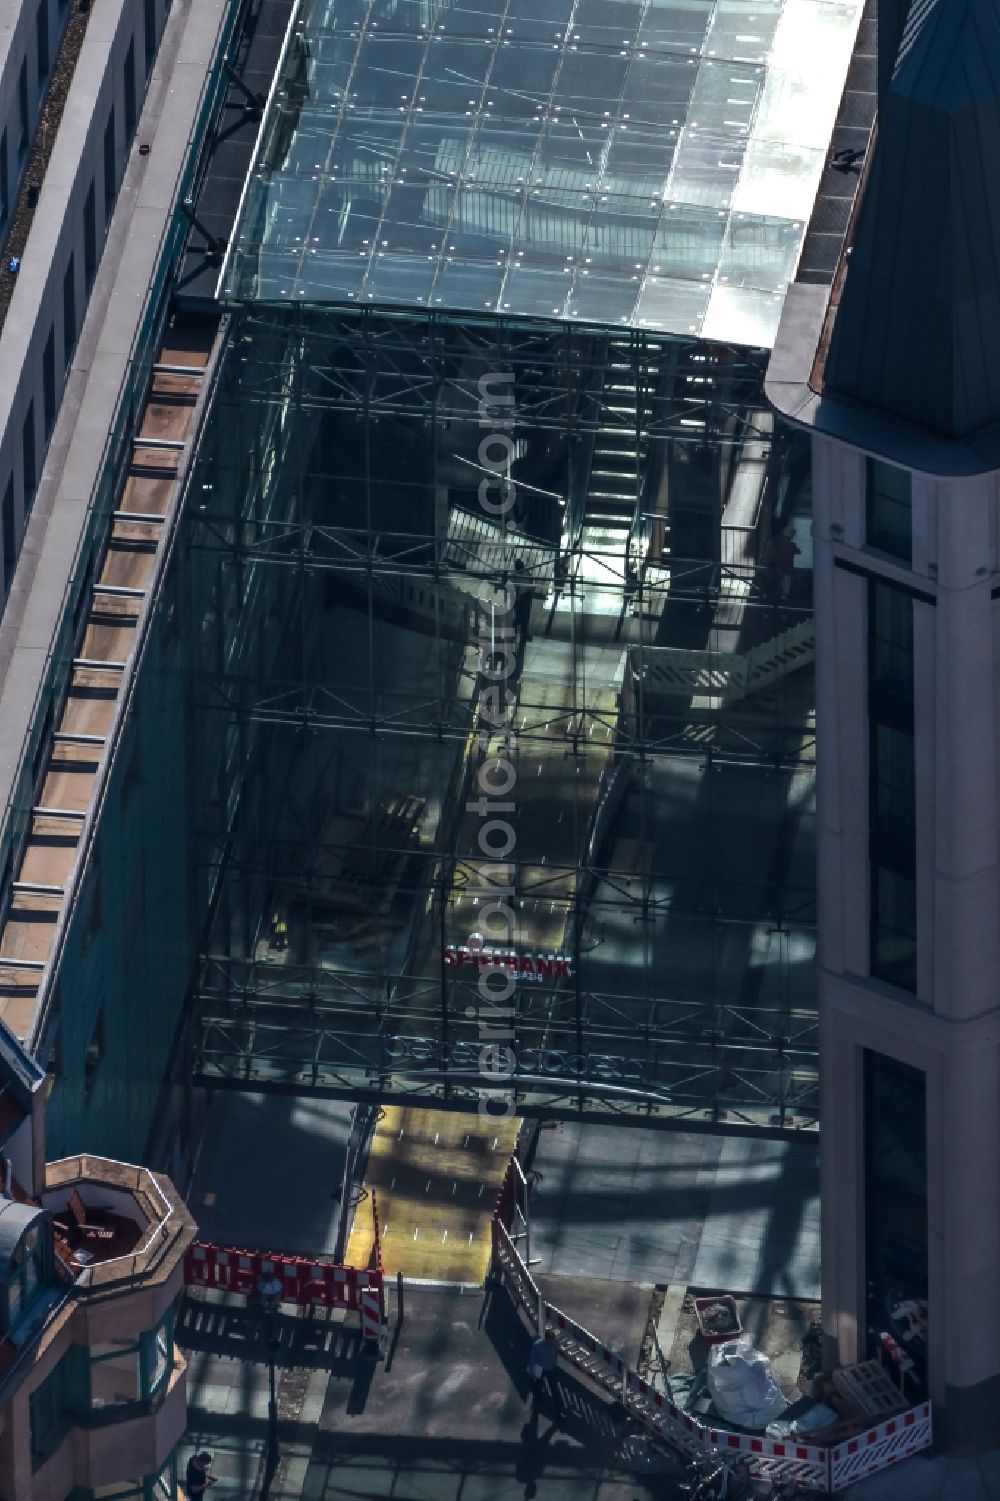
[868,581,916,991]
[865,1051,927,1387]
[224,0,866,345]
[866,457,912,562]
[171,305,818,1129]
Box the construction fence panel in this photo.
[705,1425,830,1492]
[828,1402,933,1491]
[184,1241,384,1325]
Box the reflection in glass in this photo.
[223,0,866,345]
[185,306,818,1127]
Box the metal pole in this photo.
[266,1310,279,1465]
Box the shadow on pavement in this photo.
[179,1294,363,1375]
[483,1280,683,1485]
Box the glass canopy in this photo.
[223,0,865,346]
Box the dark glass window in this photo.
[103,108,116,225]
[29,1347,83,1464]
[0,129,8,225]
[22,403,36,508]
[866,457,912,562]
[18,61,29,159]
[43,327,56,438]
[37,0,49,81]
[84,180,97,290]
[84,1006,105,1098]
[124,39,137,137]
[6,1222,49,1331]
[869,580,916,990]
[144,0,157,74]
[865,1051,927,1383]
[2,476,15,592]
[63,255,76,367]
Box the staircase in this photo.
[629,617,815,703]
[578,340,652,561]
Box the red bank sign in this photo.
[442,945,572,982]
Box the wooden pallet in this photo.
[832,1360,907,1423]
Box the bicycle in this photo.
[677,1451,752,1500]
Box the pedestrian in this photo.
[512,558,533,642]
[185,1452,218,1498]
[527,1327,562,1417]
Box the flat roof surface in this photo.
[224,0,865,345]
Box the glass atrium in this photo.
[168,0,866,1131]
[225,0,864,346]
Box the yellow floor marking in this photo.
[345,1105,519,1282]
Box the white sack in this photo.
[706,1338,788,1429]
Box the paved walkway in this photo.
[344,1106,519,1283]
[178,1284,677,1501]
[844,1453,1000,1500]
[190,1092,354,1255]
[527,1122,820,1299]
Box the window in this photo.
[29,1348,84,1464]
[866,457,912,562]
[22,402,36,508]
[82,865,102,950]
[124,39,137,138]
[44,1018,62,1093]
[140,1310,173,1397]
[84,180,97,291]
[2,476,14,593]
[0,129,8,226]
[63,256,76,368]
[144,0,157,75]
[37,0,50,81]
[865,1052,927,1380]
[43,328,56,438]
[90,1340,141,1409]
[18,62,29,159]
[6,1221,49,1331]
[103,109,116,225]
[84,1006,105,1098]
[868,580,917,990]
[90,1312,173,1412]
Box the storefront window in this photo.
[865,1051,928,1388]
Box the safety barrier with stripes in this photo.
[185,1192,385,1342]
[491,1156,932,1492]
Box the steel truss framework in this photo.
[183,303,818,1128]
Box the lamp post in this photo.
[257,1274,283,1475]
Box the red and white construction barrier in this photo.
[491,1154,932,1493]
[828,1403,933,1491]
[185,1192,386,1345]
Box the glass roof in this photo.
[223,0,865,347]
